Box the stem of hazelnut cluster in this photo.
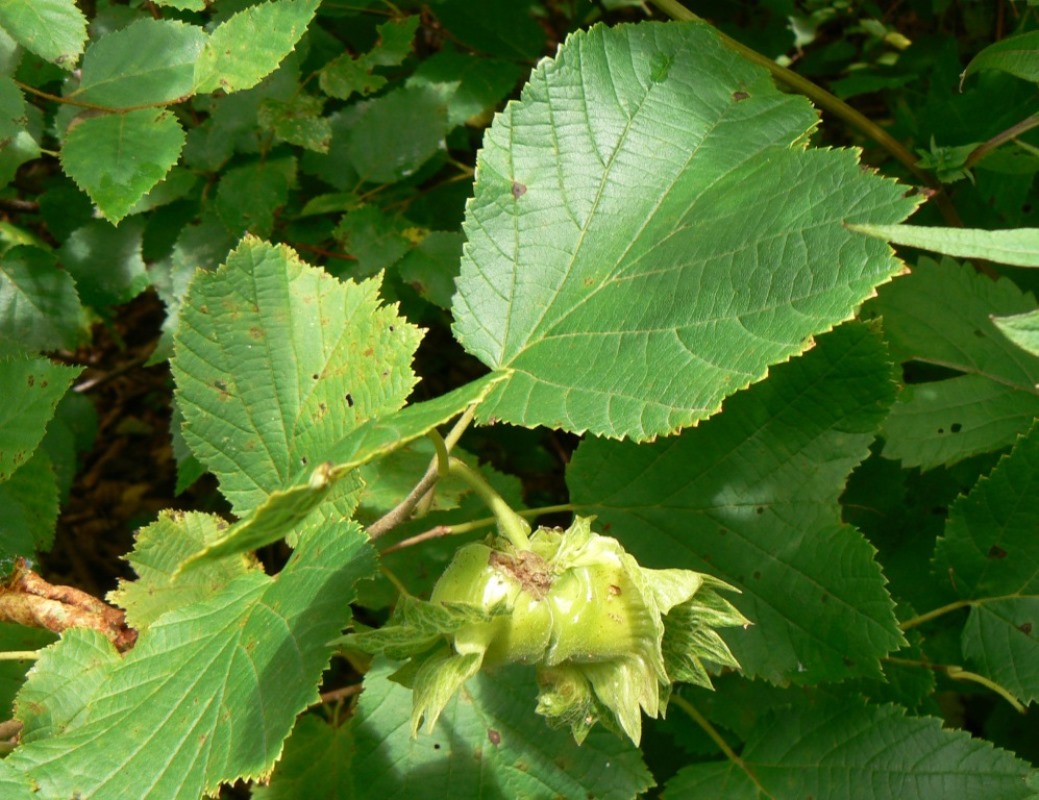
[447,457,531,550]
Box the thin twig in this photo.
[0,198,40,213]
[74,351,155,394]
[380,525,454,555]
[16,80,191,113]
[366,404,479,540]
[0,719,22,740]
[380,503,577,555]
[319,683,364,705]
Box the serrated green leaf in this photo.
[0,245,83,351]
[993,308,1039,357]
[320,51,386,100]
[59,218,149,308]
[15,628,117,743]
[148,214,236,365]
[60,109,185,224]
[568,323,905,683]
[193,0,319,94]
[964,31,1039,85]
[214,157,294,238]
[0,85,40,187]
[866,259,1039,469]
[933,423,1039,703]
[365,15,420,67]
[258,93,330,152]
[70,19,205,108]
[347,85,448,184]
[0,129,40,190]
[107,511,257,630]
[408,51,523,128]
[665,700,1037,800]
[397,230,464,308]
[318,15,418,101]
[452,22,917,441]
[298,108,362,191]
[333,205,410,277]
[3,518,377,798]
[125,166,199,219]
[0,0,86,69]
[0,447,58,560]
[962,599,1039,705]
[171,236,423,516]
[849,223,1039,267]
[259,658,654,800]
[0,354,80,481]
[39,391,95,509]
[0,75,26,139]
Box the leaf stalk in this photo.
[446,457,531,550]
[0,651,40,661]
[672,694,773,798]
[899,599,973,631]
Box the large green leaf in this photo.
[193,0,319,94]
[70,18,206,108]
[171,236,423,516]
[934,422,1039,704]
[0,245,83,351]
[664,700,1038,800]
[452,21,917,441]
[58,218,150,308]
[256,659,654,800]
[0,354,80,481]
[567,323,905,683]
[865,258,1039,469]
[1,518,377,797]
[0,0,86,69]
[60,109,185,224]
